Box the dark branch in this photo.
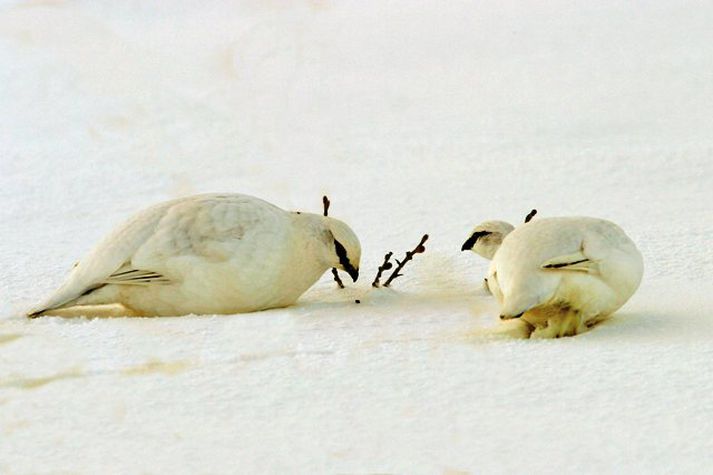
[322,196,330,217]
[331,268,345,288]
[371,252,394,288]
[524,209,537,223]
[322,195,344,288]
[383,234,429,287]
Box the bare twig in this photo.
[524,209,537,223]
[322,195,344,289]
[371,252,394,287]
[383,234,429,287]
[331,268,345,288]
[322,195,330,217]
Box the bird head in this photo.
[324,217,361,282]
[461,220,515,259]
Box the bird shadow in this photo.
[295,283,489,316]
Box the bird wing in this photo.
[102,266,171,286]
[28,198,184,315]
[130,194,290,272]
[29,194,290,316]
[540,250,597,273]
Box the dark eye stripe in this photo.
[334,240,356,274]
[462,231,491,250]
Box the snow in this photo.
[1,0,712,473]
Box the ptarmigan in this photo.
[462,216,643,338]
[28,193,361,317]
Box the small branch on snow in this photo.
[383,234,429,287]
[371,252,394,288]
[524,209,538,223]
[322,195,331,217]
[331,268,345,289]
[322,195,345,289]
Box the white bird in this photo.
[462,216,643,338]
[28,193,361,317]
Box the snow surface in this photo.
[1,0,713,473]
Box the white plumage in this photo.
[463,216,643,338]
[29,193,361,317]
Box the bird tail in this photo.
[27,283,111,318]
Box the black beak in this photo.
[346,266,359,282]
[499,312,524,320]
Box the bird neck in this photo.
[289,212,334,268]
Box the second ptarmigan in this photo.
[462,216,643,338]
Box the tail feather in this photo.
[27,290,78,318]
[27,307,48,318]
[27,284,110,318]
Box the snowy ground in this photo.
[1,1,713,473]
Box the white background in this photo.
[1,1,712,473]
